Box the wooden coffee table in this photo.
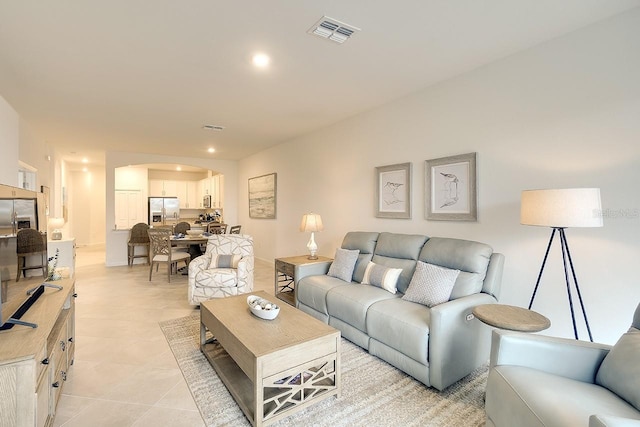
[200,291,341,427]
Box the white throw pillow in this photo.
[327,248,359,282]
[361,261,402,294]
[402,261,460,307]
[209,254,241,269]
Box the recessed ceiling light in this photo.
[208,148,215,153]
[176,166,182,171]
[252,53,270,68]
[82,157,88,163]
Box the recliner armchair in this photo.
[187,234,254,305]
[485,303,640,427]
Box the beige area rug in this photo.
[159,314,487,427]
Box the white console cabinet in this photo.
[47,238,76,279]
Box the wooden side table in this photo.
[473,304,551,332]
[274,255,332,306]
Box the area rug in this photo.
[159,314,487,427]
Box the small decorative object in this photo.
[48,217,65,240]
[521,188,603,342]
[186,229,203,237]
[425,152,477,221]
[376,162,412,219]
[248,173,277,219]
[47,248,61,281]
[247,295,280,320]
[300,213,323,259]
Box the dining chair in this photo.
[208,223,227,234]
[16,228,47,281]
[127,222,150,266]
[229,225,241,234]
[147,228,191,282]
[174,221,190,235]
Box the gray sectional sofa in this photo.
[296,231,505,391]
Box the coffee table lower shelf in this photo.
[201,339,340,427]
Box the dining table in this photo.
[170,234,210,261]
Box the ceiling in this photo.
[1,1,639,168]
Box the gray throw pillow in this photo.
[402,261,460,307]
[361,261,402,294]
[595,328,640,411]
[209,254,241,269]
[327,248,359,282]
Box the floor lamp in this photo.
[521,188,603,342]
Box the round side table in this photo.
[473,304,550,332]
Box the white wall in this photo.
[69,167,106,246]
[0,95,19,186]
[239,9,640,344]
[104,151,238,266]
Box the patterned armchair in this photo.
[188,234,254,305]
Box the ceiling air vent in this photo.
[308,16,360,44]
[202,124,225,131]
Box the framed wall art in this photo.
[425,152,477,221]
[376,162,412,219]
[248,173,277,219]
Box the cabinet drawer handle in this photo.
[68,337,74,343]
[61,371,67,381]
[60,341,66,351]
[52,381,60,388]
[73,293,78,298]
[41,358,49,365]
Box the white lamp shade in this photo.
[521,188,603,228]
[300,213,324,232]
[48,217,65,230]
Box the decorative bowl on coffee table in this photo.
[247,295,280,320]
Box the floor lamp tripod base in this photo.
[528,227,594,342]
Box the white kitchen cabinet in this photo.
[149,180,177,197]
[199,177,211,196]
[115,190,143,229]
[186,181,198,208]
[176,181,198,209]
[211,174,225,209]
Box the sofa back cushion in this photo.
[418,237,493,299]
[371,232,429,293]
[341,232,379,283]
[595,326,640,411]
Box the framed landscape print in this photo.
[248,173,277,219]
[376,162,412,219]
[425,152,477,221]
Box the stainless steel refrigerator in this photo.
[0,197,38,236]
[148,197,180,226]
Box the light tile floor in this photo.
[54,245,275,427]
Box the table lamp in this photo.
[521,188,602,341]
[49,217,65,240]
[300,213,323,260]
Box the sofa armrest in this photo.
[490,330,611,383]
[590,415,640,427]
[189,252,212,272]
[429,292,497,390]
